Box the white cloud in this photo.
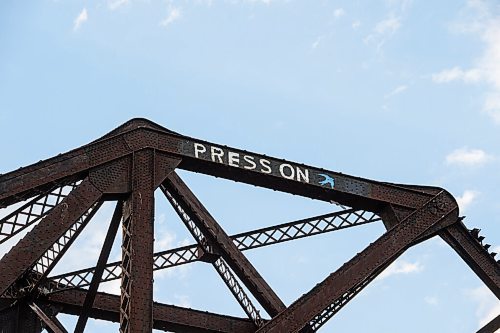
[432,1,500,123]
[385,85,408,99]
[377,259,423,280]
[245,0,274,4]
[456,190,480,212]
[174,294,191,307]
[363,0,412,52]
[485,93,500,124]
[108,0,129,11]
[375,17,401,34]
[466,285,500,328]
[445,147,493,167]
[99,279,121,294]
[154,229,176,252]
[160,6,182,27]
[153,228,192,280]
[73,8,88,31]
[364,16,402,51]
[334,8,345,19]
[432,67,482,83]
[311,36,324,49]
[424,296,439,306]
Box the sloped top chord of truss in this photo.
[0,118,498,333]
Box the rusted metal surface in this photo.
[162,173,286,317]
[0,120,437,212]
[255,191,459,333]
[162,181,263,326]
[45,289,257,333]
[0,178,102,297]
[440,222,500,298]
[46,208,379,293]
[0,300,43,333]
[0,118,496,332]
[120,149,156,333]
[28,302,68,333]
[476,314,500,333]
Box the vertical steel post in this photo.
[120,149,156,333]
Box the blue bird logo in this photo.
[318,174,335,189]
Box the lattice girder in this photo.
[46,208,381,292]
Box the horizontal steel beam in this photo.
[44,289,257,333]
[0,119,438,212]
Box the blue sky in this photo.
[0,0,499,332]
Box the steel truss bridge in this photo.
[0,119,498,333]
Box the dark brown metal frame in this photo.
[0,118,498,332]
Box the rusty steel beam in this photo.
[0,178,102,297]
[22,201,102,296]
[308,257,396,331]
[256,192,459,333]
[0,300,43,333]
[120,149,156,333]
[477,314,500,333]
[162,173,286,317]
[439,222,500,298]
[117,150,179,333]
[0,119,438,213]
[162,183,263,326]
[28,302,68,333]
[213,257,264,326]
[44,289,257,333]
[74,200,123,333]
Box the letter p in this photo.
[194,143,207,158]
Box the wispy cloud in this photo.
[432,67,482,83]
[99,279,121,294]
[466,285,500,328]
[334,8,345,19]
[352,20,361,29]
[432,1,500,123]
[445,147,493,167]
[73,8,88,31]
[245,0,275,4]
[424,295,439,306]
[364,16,402,52]
[153,219,192,280]
[363,0,411,53]
[385,85,408,99]
[377,259,423,280]
[160,6,182,27]
[108,0,129,11]
[174,294,191,307]
[375,17,401,34]
[364,16,400,48]
[311,35,324,50]
[456,190,480,212]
